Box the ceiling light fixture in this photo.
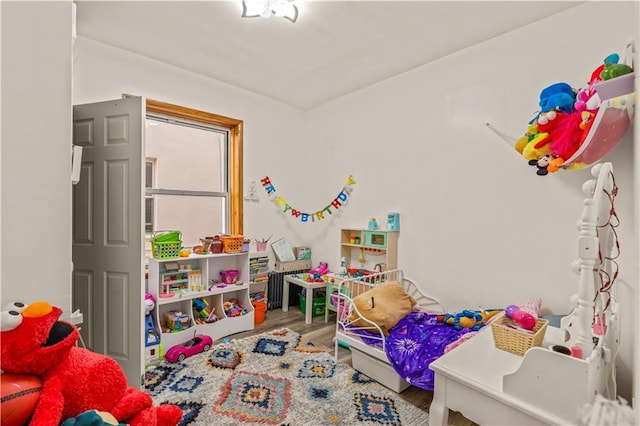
[241,0,299,23]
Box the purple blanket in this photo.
[385,311,473,391]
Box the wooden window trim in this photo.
[141,97,244,235]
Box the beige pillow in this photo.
[348,281,416,335]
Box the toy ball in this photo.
[1,373,42,426]
[505,304,536,330]
[505,304,520,318]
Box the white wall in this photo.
[1,1,73,314]
[70,0,638,407]
[306,1,639,403]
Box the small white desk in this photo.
[429,325,577,426]
[282,274,327,324]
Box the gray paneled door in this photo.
[72,97,145,387]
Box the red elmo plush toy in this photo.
[0,301,182,426]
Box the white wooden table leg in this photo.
[430,373,449,426]
[305,287,312,324]
[282,278,289,312]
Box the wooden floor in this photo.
[232,307,477,426]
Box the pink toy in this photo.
[144,293,156,315]
[505,304,536,330]
[164,334,213,363]
[220,270,240,284]
[309,261,330,276]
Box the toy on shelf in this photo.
[192,298,218,323]
[505,304,537,330]
[386,212,400,231]
[188,269,203,291]
[144,294,160,347]
[220,269,240,284]
[336,256,348,276]
[223,299,245,317]
[163,310,190,332]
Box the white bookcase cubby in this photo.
[147,252,254,354]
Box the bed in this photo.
[333,269,498,392]
[427,161,623,425]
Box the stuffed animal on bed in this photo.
[0,301,183,426]
[437,309,502,331]
[348,281,416,336]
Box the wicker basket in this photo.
[151,230,182,259]
[491,316,548,356]
[220,235,244,253]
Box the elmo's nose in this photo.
[22,301,53,318]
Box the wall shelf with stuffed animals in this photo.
[500,44,636,176]
[147,252,254,357]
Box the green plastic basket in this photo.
[152,231,182,259]
[299,292,326,317]
[152,230,181,242]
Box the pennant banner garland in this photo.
[261,175,356,223]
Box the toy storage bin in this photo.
[299,292,325,317]
[491,316,548,356]
[151,230,182,259]
[593,72,634,100]
[220,235,244,253]
[252,301,267,324]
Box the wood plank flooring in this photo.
[231,307,477,426]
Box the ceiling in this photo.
[75,1,583,111]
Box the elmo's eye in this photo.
[1,309,23,331]
[3,302,27,313]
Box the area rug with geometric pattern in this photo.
[146,328,430,425]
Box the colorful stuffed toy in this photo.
[437,309,501,331]
[0,301,183,426]
[537,82,576,115]
[62,410,125,426]
[223,299,244,317]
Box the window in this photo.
[144,99,243,254]
[145,159,155,234]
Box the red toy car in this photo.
[164,334,213,362]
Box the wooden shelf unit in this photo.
[326,228,399,319]
[340,228,398,271]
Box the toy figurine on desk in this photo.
[307,261,330,282]
[336,256,348,276]
[144,293,160,346]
